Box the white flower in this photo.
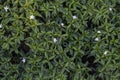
[0,24,2,28]
[109,7,112,11]
[97,31,101,33]
[72,15,77,19]
[22,58,26,63]
[53,38,57,43]
[4,6,9,12]
[95,37,99,41]
[61,23,64,26]
[30,15,35,19]
[104,51,108,55]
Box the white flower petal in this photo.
[0,24,2,28]
[22,58,26,63]
[97,31,101,33]
[104,51,108,55]
[95,37,99,41]
[72,15,77,19]
[30,15,35,19]
[61,23,64,26]
[53,38,57,43]
[109,8,112,11]
[4,6,9,12]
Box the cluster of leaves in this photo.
[0,0,120,80]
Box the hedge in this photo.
[0,0,120,80]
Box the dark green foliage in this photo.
[0,0,120,80]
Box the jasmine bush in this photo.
[0,0,120,80]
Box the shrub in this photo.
[0,0,120,80]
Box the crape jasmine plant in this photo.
[0,0,120,80]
